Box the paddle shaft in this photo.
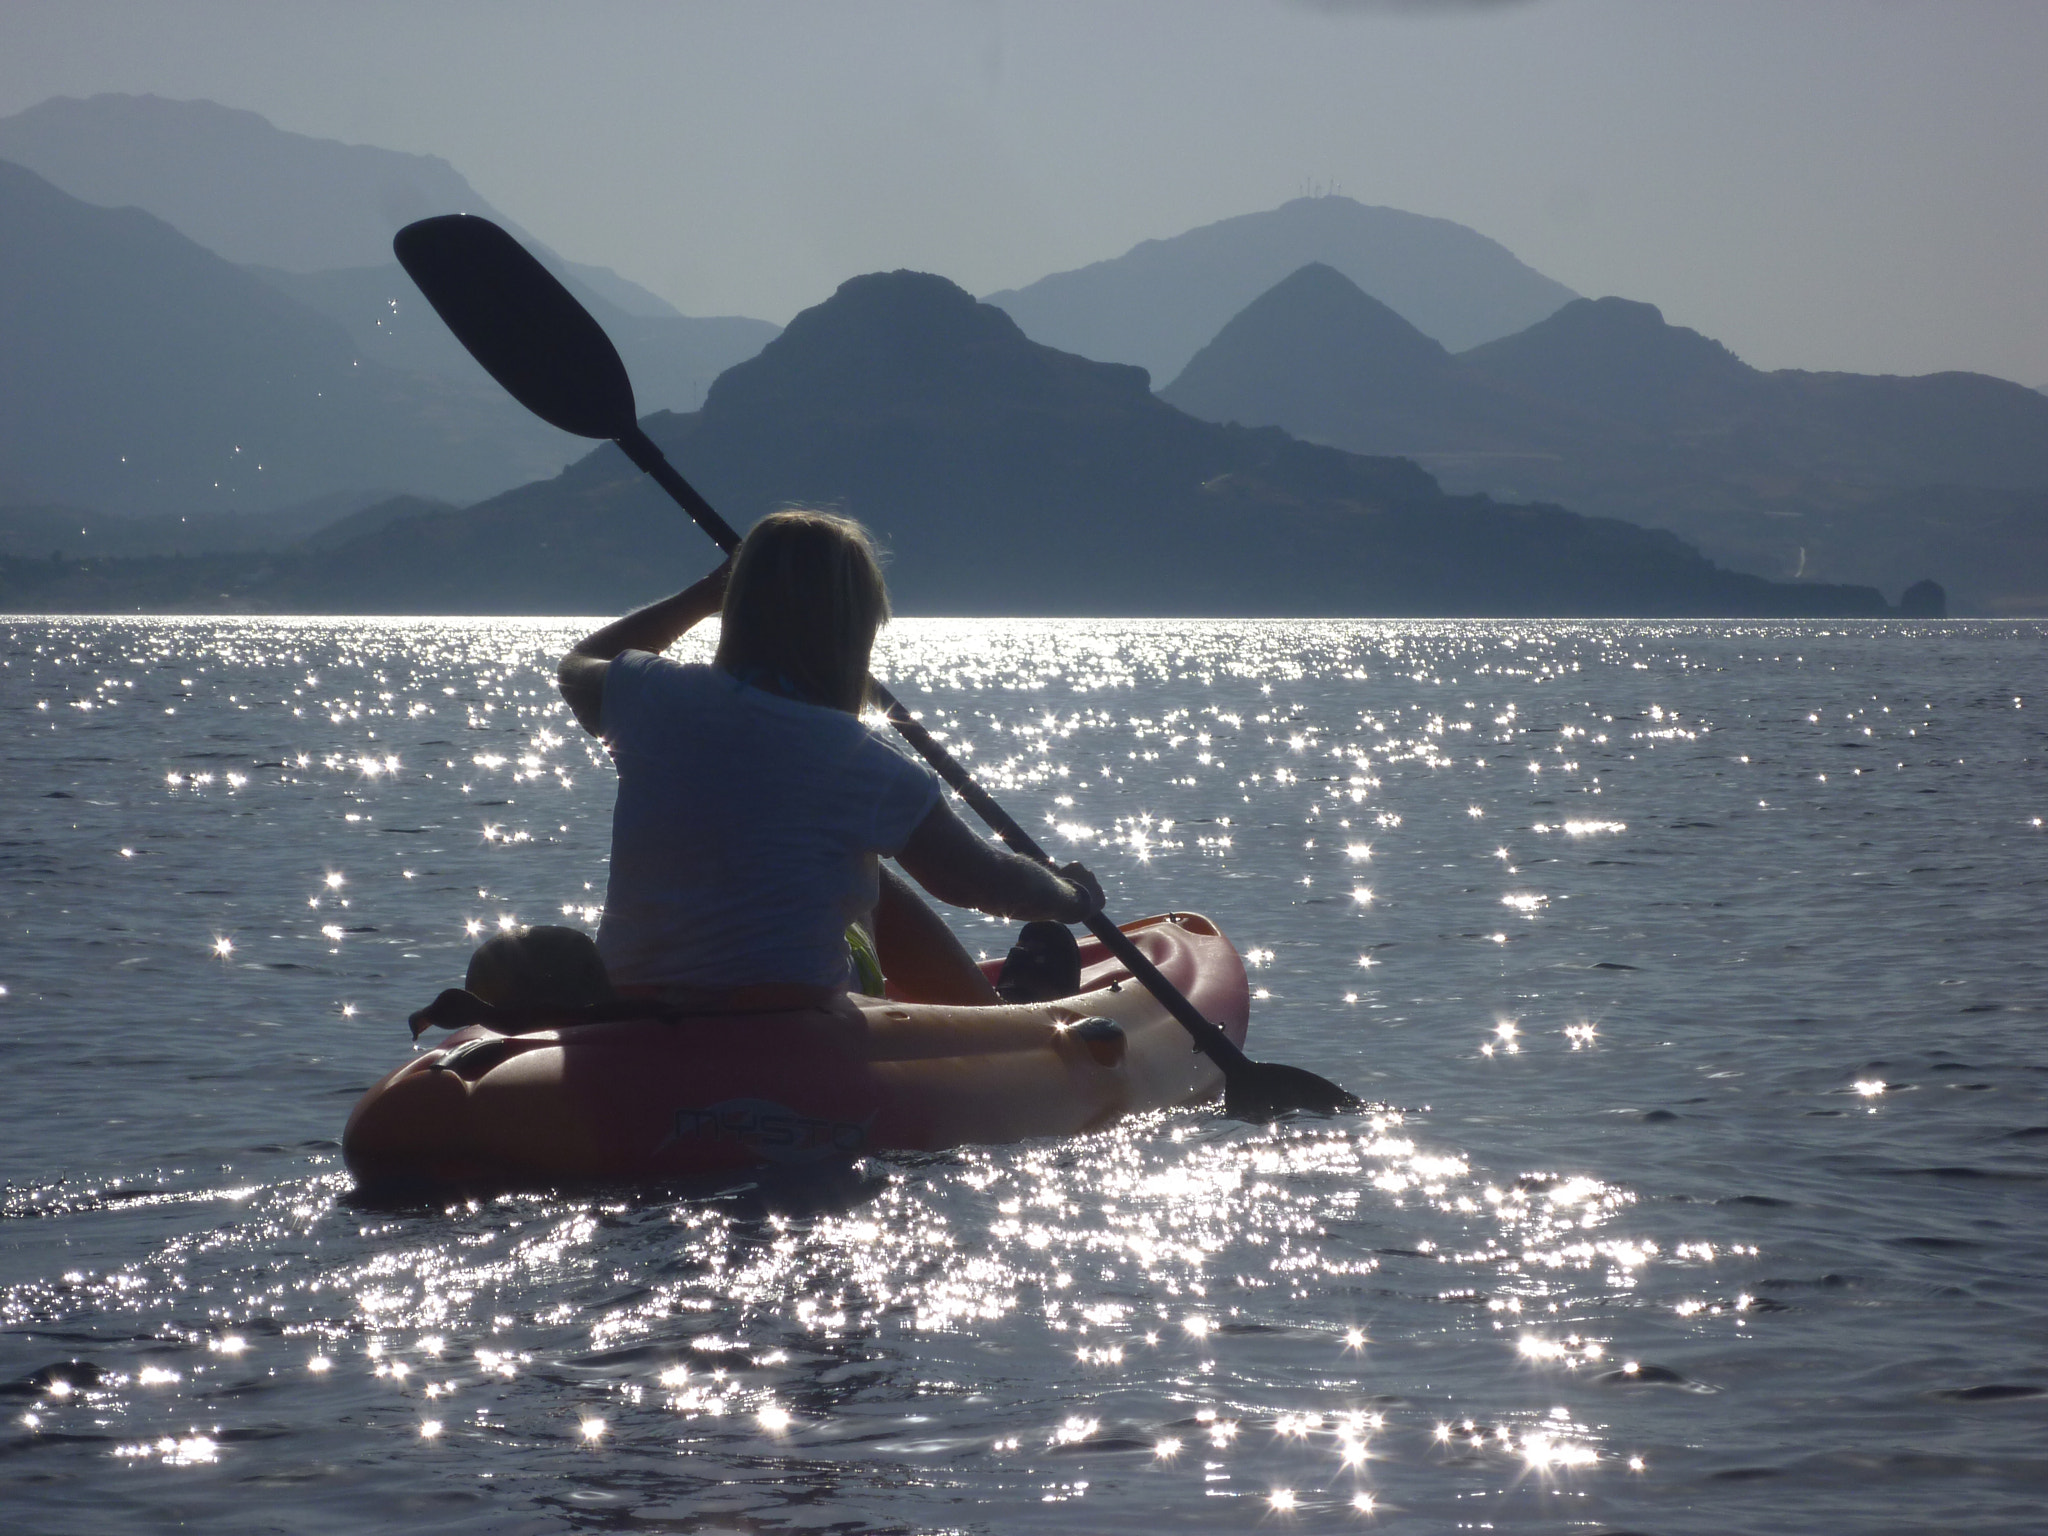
[615,427,1256,1074]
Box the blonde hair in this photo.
[714,509,889,713]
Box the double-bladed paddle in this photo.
[392,213,1359,1120]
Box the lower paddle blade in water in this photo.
[1224,1060,1362,1121]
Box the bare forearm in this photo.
[911,847,1053,919]
[556,561,729,735]
[985,851,1095,922]
[898,800,1104,924]
[569,567,727,661]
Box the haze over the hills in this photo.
[0,74,2023,615]
[1159,263,1578,458]
[1161,264,2048,613]
[0,158,580,516]
[3,4,2043,388]
[0,95,779,417]
[3,269,1898,619]
[985,197,1577,386]
[0,93,672,293]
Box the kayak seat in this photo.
[995,921,1082,1003]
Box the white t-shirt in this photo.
[594,653,941,989]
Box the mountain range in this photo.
[1,270,1896,618]
[0,159,588,517]
[0,91,2025,614]
[0,95,779,418]
[1160,264,2048,612]
[984,196,1579,385]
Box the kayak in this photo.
[342,912,1250,1191]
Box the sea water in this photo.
[1,615,2044,1534]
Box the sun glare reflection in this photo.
[7,617,1814,1525]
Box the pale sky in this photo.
[4,0,2045,384]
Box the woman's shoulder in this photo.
[601,654,723,735]
[611,652,719,694]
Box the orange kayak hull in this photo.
[342,913,1250,1190]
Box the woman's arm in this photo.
[895,795,1104,924]
[556,559,730,736]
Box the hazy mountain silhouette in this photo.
[1162,263,1451,414]
[0,93,647,281]
[1465,297,2048,485]
[1161,267,2047,611]
[983,196,1577,385]
[1160,263,1593,458]
[1460,297,1759,433]
[0,490,413,560]
[0,158,582,517]
[8,270,1895,617]
[1458,303,2048,613]
[0,95,778,413]
[249,264,779,421]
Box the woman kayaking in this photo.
[552,508,1103,1007]
[350,509,1266,1189]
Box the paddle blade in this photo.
[1223,1059,1362,1122]
[393,214,638,440]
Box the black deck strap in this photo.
[407,988,639,1038]
[407,986,845,1039]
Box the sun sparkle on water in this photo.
[10,615,2043,1532]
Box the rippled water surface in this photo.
[3,616,2046,1534]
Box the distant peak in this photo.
[828,268,993,315]
[703,267,1152,420]
[1159,256,1452,424]
[1460,293,1758,430]
[11,92,264,122]
[1258,259,1441,332]
[4,92,449,165]
[774,268,1024,351]
[1559,295,1669,329]
[1170,260,1448,379]
[983,193,1577,379]
[1272,259,1352,287]
[1467,293,1750,371]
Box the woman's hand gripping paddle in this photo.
[391,214,1360,1121]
